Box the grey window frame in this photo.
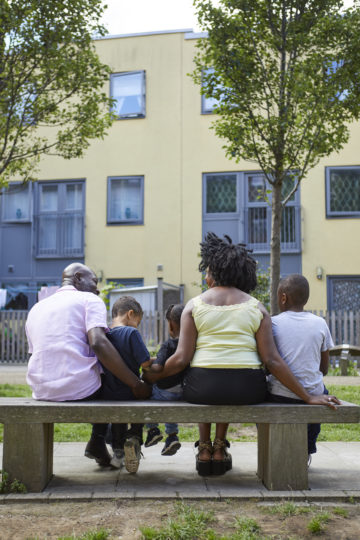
[107,175,144,225]
[1,182,32,223]
[110,70,146,119]
[325,166,360,218]
[34,179,85,258]
[203,171,301,254]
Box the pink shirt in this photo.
[26,285,107,401]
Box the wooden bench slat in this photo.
[0,398,358,424]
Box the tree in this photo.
[193,0,360,313]
[0,0,114,188]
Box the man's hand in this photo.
[131,379,152,399]
[306,394,341,410]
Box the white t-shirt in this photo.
[267,311,334,399]
[26,285,107,401]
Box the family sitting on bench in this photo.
[25,232,339,477]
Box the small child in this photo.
[144,303,185,456]
[267,274,334,461]
[85,296,151,473]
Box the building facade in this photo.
[1,29,360,311]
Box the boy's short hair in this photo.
[112,295,143,319]
[279,274,310,306]
[165,303,184,326]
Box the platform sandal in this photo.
[194,440,212,477]
[212,438,232,476]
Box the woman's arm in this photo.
[142,300,197,384]
[256,306,339,409]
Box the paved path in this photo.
[0,442,359,502]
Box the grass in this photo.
[0,383,359,443]
[28,530,110,540]
[140,501,217,540]
[307,512,330,534]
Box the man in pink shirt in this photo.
[26,262,150,465]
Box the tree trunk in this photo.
[270,182,283,315]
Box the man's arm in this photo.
[88,327,151,399]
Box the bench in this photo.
[0,398,359,492]
[330,344,360,375]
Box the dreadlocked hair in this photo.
[199,232,257,293]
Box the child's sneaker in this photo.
[84,436,111,466]
[161,434,181,456]
[144,427,163,448]
[124,436,142,473]
[110,448,125,469]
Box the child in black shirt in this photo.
[144,304,185,456]
[85,296,151,473]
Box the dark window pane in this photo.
[281,206,296,244]
[206,175,237,213]
[248,207,267,245]
[330,169,360,213]
[281,176,296,202]
[248,175,267,202]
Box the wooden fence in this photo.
[311,310,360,347]
[0,309,359,364]
[0,310,28,364]
[0,310,168,364]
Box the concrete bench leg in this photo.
[257,423,308,490]
[3,423,54,492]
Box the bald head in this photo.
[62,263,99,295]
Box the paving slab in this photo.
[1,441,360,502]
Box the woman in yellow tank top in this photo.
[144,233,339,477]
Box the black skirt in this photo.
[183,367,267,405]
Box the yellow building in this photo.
[1,29,360,312]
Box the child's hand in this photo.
[306,394,340,410]
[150,363,163,373]
[142,368,162,384]
[141,358,153,371]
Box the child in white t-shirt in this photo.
[268,274,334,458]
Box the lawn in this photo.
[0,383,358,443]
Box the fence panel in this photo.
[0,311,28,364]
[311,310,360,346]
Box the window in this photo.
[326,166,360,217]
[35,181,84,257]
[201,68,223,114]
[107,176,144,225]
[2,183,31,222]
[203,172,300,253]
[246,174,299,252]
[110,71,146,119]
[327,276,360,310]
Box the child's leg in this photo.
[125,423,144,445]
[111,423,128,450]
[165,422,178,435]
